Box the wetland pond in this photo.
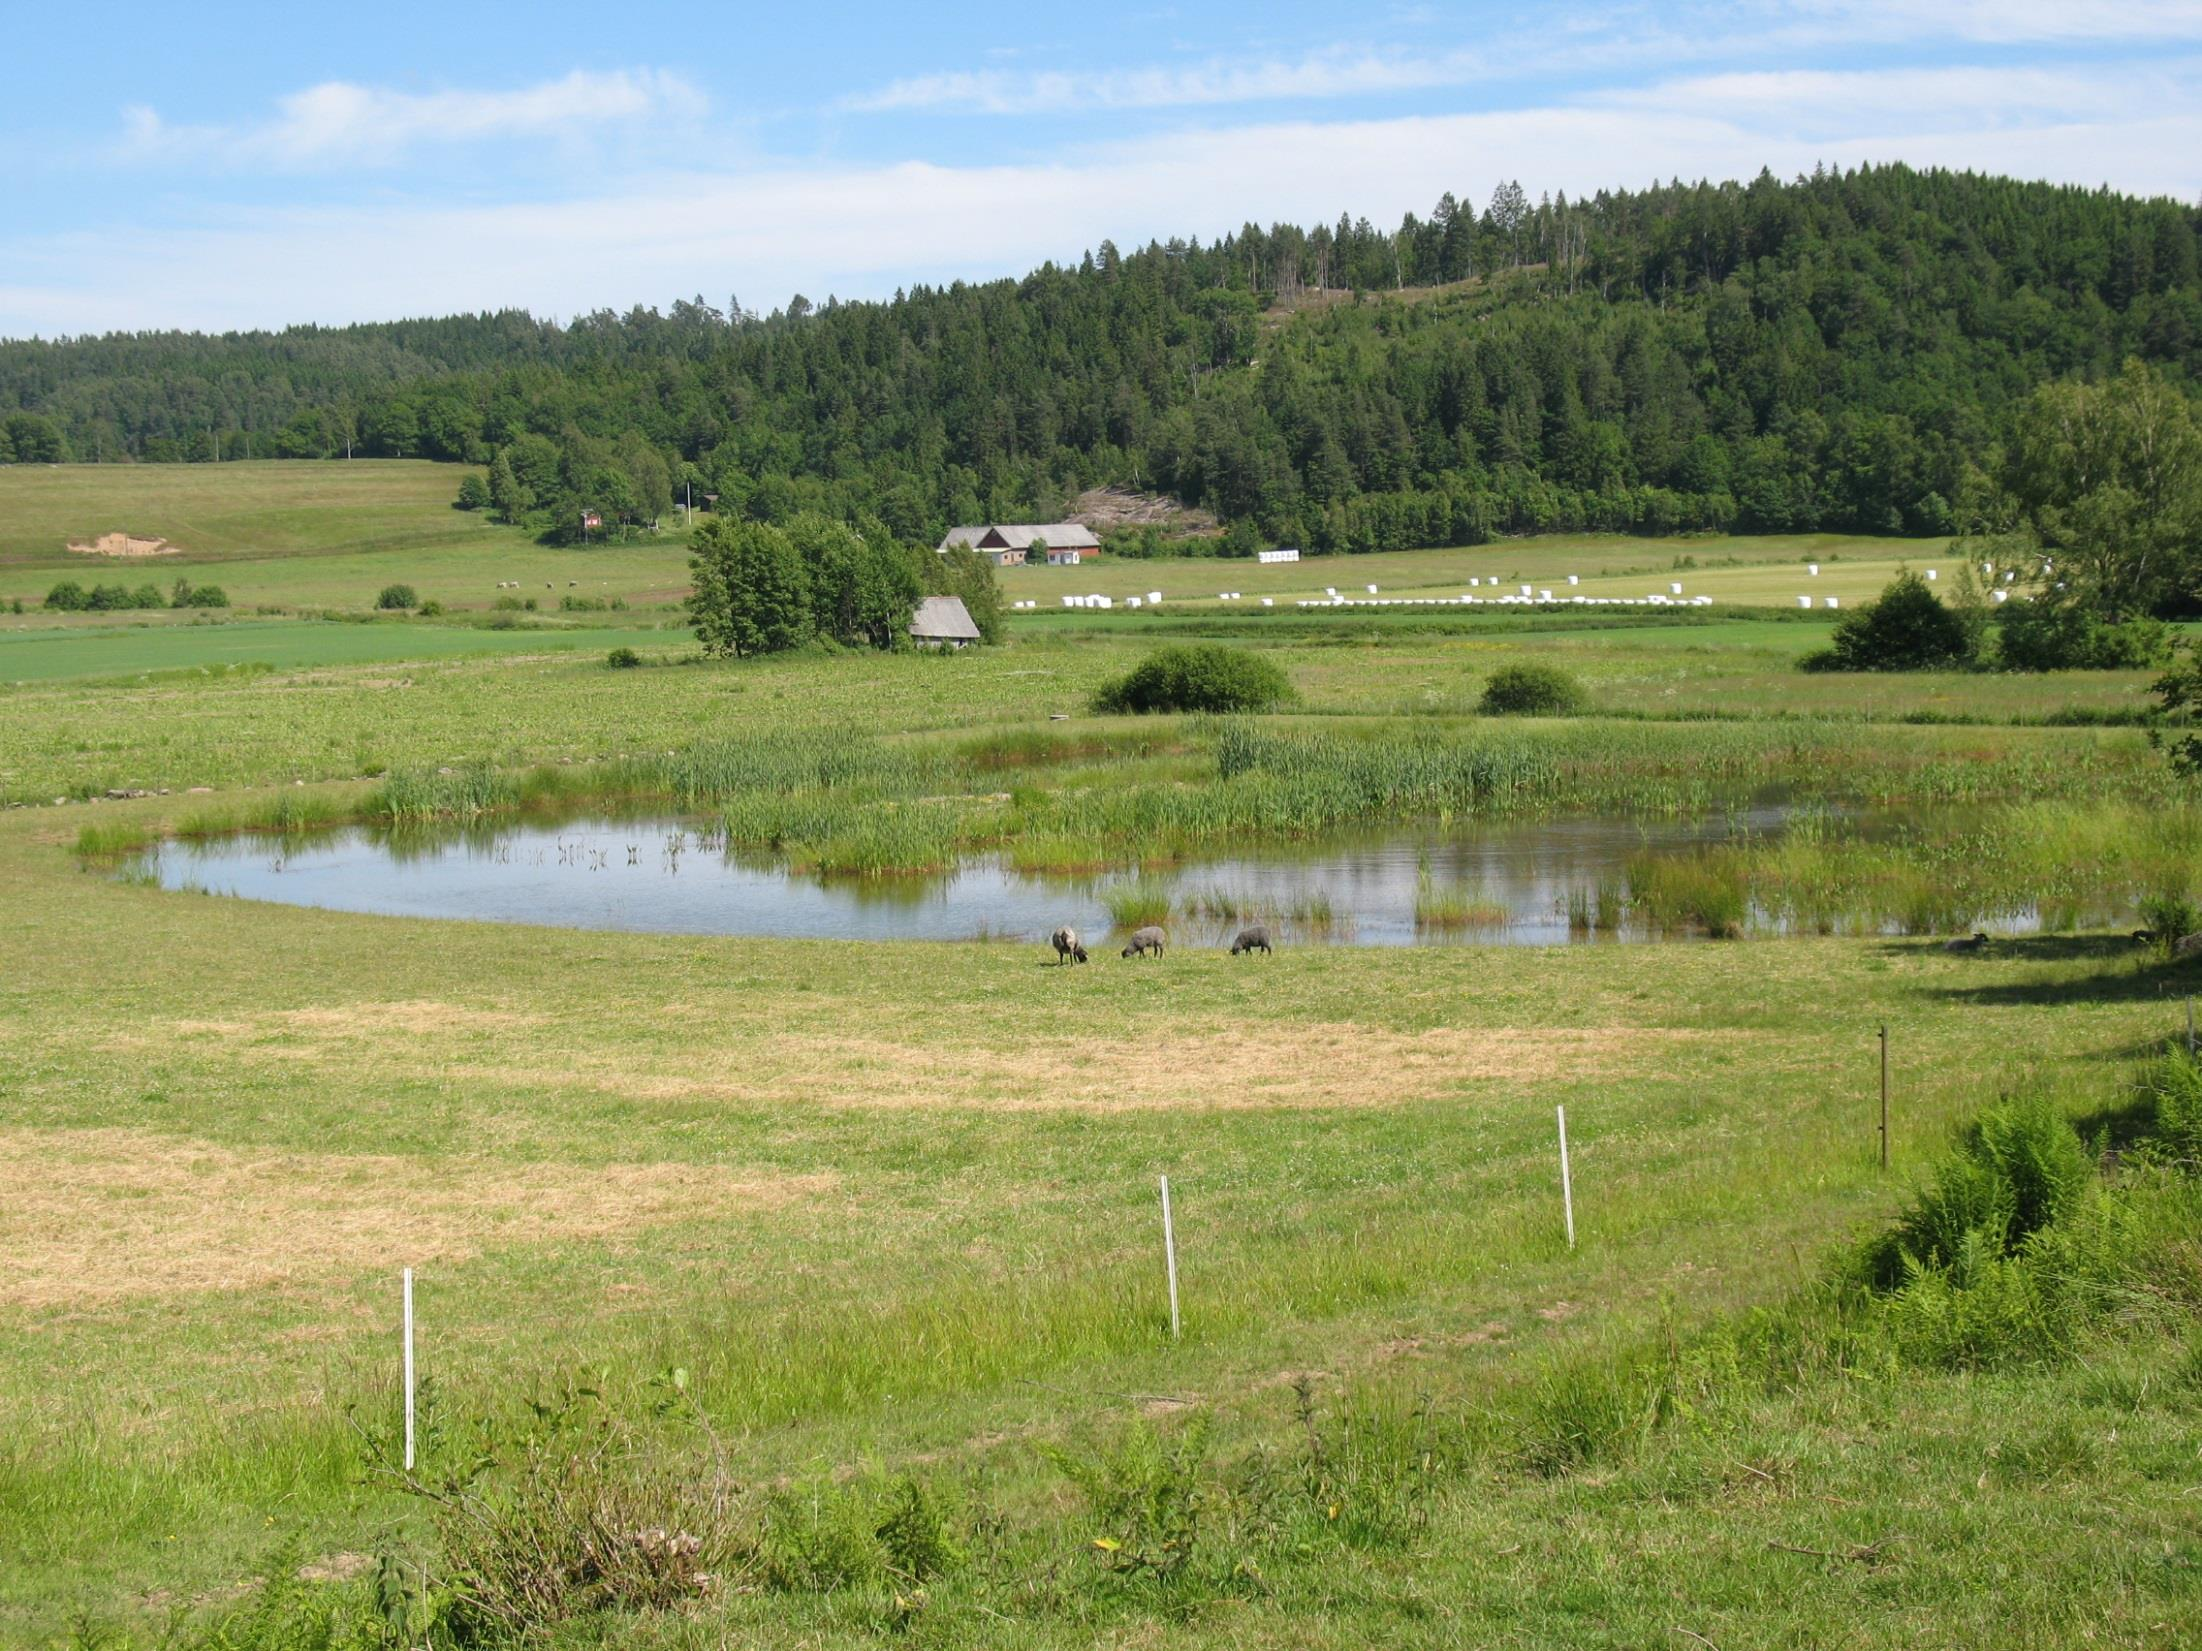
[126,802,1956,947]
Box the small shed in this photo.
[909,595,982,649]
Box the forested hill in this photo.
[2,165,2198,554]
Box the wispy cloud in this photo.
[841,46,1489,114]
[1595,59,2202,137]
[116,69,706,169]
[843,2,2202,117]
[1782,0,2202,45]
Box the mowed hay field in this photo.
[0,461,695,614]
[998,530,1946,610]
[5,786,2199,1645]
[3,462,1941,623]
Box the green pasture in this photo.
[0,616,680,685]
[0,622,2169,806]
[4,774,2199,1643]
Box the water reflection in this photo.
[137,807,1837,947]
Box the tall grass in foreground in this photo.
[98,1044,2202,1647]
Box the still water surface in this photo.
[140,806,1814,947]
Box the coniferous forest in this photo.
[2,164,2198,567]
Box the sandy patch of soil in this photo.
[0,1127,833,1308]
[66,532,182,558]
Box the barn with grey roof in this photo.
[936,523,1100,566]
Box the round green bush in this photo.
[1092,644,1295,714]
[1479,663,1588,716]
[1807,571,1980,672]
[607,646,642,670]
[376,583,419,611]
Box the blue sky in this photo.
[4,1,2200,337]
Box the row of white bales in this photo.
[1003,561,2044,613]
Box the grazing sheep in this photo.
[1229,924,1273,956]
[1121,926,1166,959]
[2177,932,2202,959]
[1943,931,1991,954]
[1050,926,1088,965]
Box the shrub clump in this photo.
[607,646,642,670]
[376,583,420,611]
[1092,644,1294,714]
[169,579,228,609]
[1799,570,1979,672]
[1860,1091,2095,1288]
[1997,599,2169,672]
[1478,663,1588,716]
[46,579,166,612]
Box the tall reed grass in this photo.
[1413,853,1511,931]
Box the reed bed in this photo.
[1414,854,1512,931]
[73,822,154,861]
[157,718,2202,902]
[1591,800,2202,938]
[1098,877,1175,931]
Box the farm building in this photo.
[936,523,1100,567]
[908,595,982,649]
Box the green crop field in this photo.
[0,486,2198,1649]
[0,616,685,685]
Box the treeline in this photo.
[3,164,2199,563]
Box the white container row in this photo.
[1296,594,1717,609]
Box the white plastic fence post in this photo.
[1557,1107,1576,1250]
[1159,1175,1182,1340]
[402,1267,416,1472]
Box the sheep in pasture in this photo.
[1050,927,1088,965]
[1942,931,1991,954]
[1229,924,1273,956]
[1122,926,1166,959]
[2177,932,2202,960]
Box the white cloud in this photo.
[116,69,706,169]
[1595,59,2202,138]
[1781,0,2202,45]
[9,59,2198,337]
[844,46,1489,113]
[844,2,2202,117]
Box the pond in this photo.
[135,805,1832,947]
